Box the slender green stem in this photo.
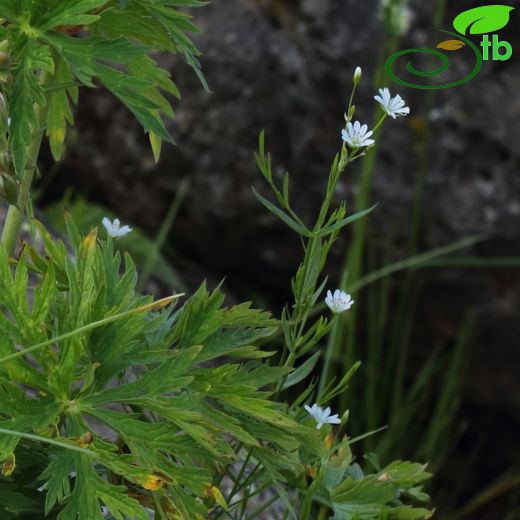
[372,113,388,133]
[1,74,50,256]
[346,84,357,121]
[226,444,249,501]
[1,137,43,255]
[449,475,520,520]
[0,428,96,456]
[319,130,381,395]
[318,505,329,520]
[138,178,190,291]
[320,35,402,398]
[245,494,280,520]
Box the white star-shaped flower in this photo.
[341,121,375,148]
[304,403,342,430]
[374,88,410,119]
[102,217,132,238]
[325,289,354,314]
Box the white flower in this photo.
[379,0,412,36]
[374,88,410,119]
[353,66,362,84]
[341,121,375,148]
[304,403,342,430]
[396,5,412,35]
[325,289,354,314]
[102,217,132,238]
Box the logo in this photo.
[386,5,514,89]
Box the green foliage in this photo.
[42,197,186,291]
[0,216,432,519]
[0,218,285,517]
[254,129,375,378]
[0,0,207,176]
[0,4,435,516]
[243,99,433,515]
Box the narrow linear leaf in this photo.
[252,188,311,237]
[283,352,321,390]
[316,204,377,238]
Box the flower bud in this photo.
[353,66,362,85]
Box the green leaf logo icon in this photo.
[453,5,514,35]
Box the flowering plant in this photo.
[0,3,432,518]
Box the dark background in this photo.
[36,0,520,517]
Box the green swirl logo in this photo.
[385,5,514,90]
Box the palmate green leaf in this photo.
[197,327,276,362]
[8,41,53,175]
[0,246,16,312]
[321,443,354,493]
[94,61,174,143]
[0,402,62,462]
[79,410,205,465]
[0,0,101,27]
[56,232,98,386]
[92,437,212,496]
[0,484,41,518]
[195,402,260,446]
[40,453,74,514]
[31,262,56,324]
[0,335,46,387]
[94,2,181,52]
[1,0,208,166]
[0,0,18,20]
[387,506,433,519]
[38,0,108,31]
[167,282,226,346]
[93,0,210,93]
[56,454,149,520]
[43,31,169,140]
[214,393,297,429]
[82,345,201,404]
[329,461,432,519]
[0,219,432,518]
[222,301,278,328]
[245,419,305,453]
[87,390,231,460]
[332,505,432,520]
[332,475,400,506]
[377,461,432,487]
[46,57,75,161]
[217,361,290,389]
[163,483,210,519]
